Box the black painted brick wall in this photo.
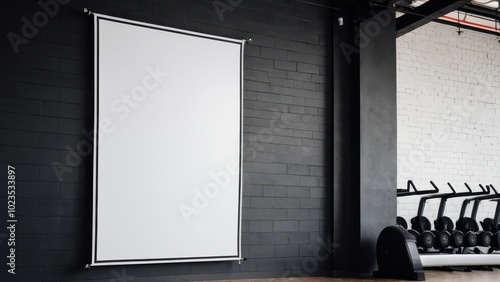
[0,0,332,281]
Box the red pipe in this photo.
[441,15,500,31]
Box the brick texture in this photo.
[0,0,331,281]
[397,22,500,226]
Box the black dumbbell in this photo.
[411,216,447,249]
[480,218,500,249]
[456,216,492,247]
[436,216,465,248]
[455,219,489,247]
[396,216,408,229]
[408,229,435,249]
[398,216,436,249]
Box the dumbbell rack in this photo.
[374,182,500,281]
[435,183,488,225]
[456,185,500,253]
[416,182,487,229]
[417,183,499,266]
[419,253,500,267]
[458,186,499,225]
[397,180,439,197]
[485,198,500,231]
[413,182,488,252]
[396,180,439,229]
[425,196,500,267]
[471,185,500,234]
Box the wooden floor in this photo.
[210,269,500,281]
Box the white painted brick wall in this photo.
[397,22,500,230]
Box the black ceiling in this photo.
[396,0,473,37]
[338,0,498,36]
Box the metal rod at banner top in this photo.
[86,10,247,45]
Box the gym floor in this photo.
[209,269,500,281]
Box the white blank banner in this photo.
[92,13,243,266]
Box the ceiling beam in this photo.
[396,0,473,37]
[459,4,500,22]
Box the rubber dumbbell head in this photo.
[432,230,451,248]
[397,216,408,229]
[477,231,493,247]
[418,231,435,249]
[435,216,454,233]
[411,216,432,234]
[480,218,497,233]
[450,230,465,248]
[464,232,478,247]
[457,217,479,233]
[491,232,500,249]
